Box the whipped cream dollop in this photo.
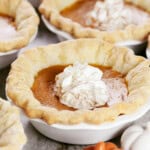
[54,62,109,110]
[86,0,150,31]
[0,16,18,41]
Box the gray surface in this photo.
[0,19,150,150]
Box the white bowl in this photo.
[42,15,73,41]
[42,16,147,55]
[28,0,40,8]
[30,99,150,145]
[0,30,38,70]
[0,50,18,69]
[146,47,150,59]
[116,40,147,55]
[7,92,150,145]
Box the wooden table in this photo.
[0,19,150,150]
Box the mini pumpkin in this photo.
[121,122,150,150]
[84,142,121,150]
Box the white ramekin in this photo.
[29,100,150,145]
[42,16,147,55]
[0,30,38,69]
[28,0,40,8]
[7,91,150,145]
[0,50,18,69]
[146,47,150,59]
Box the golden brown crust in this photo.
[6,39,150,125]
[0,0,39,52]
[39,0,150,43]
[0,98,27,150]
[126,0,150,12]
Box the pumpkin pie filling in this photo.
[32,63,128,111]
[61,0,98,28]
[61,0,150,31]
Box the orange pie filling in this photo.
[0,15,17,41]
[61,0,150,31]
[32,63,128,111]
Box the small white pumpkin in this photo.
[121,122,150,150]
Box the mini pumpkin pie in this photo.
[39,0,150,43]
[0,0,39,53]
[6,39,150,125]
[0,98,26,150]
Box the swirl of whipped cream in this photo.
[86,0,149,31]
[54,62,108,110]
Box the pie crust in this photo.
[6,39,150,125]
[0,98,26,150]
[0,0,39,52]
[39,0,150,43]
